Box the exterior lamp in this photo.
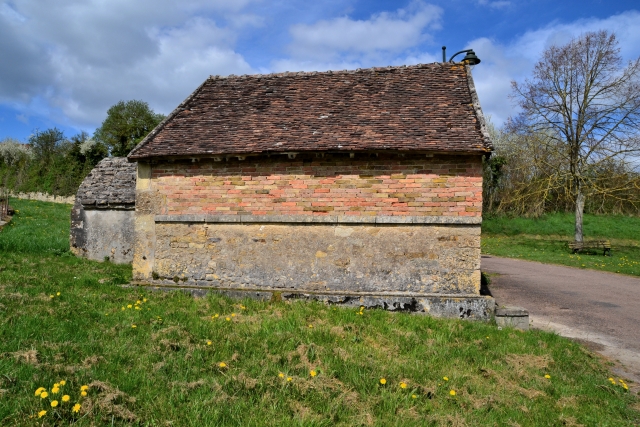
[441,46,481,65]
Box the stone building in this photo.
[70,157,137,263]
[127,63,494,318]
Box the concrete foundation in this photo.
[495,306,529,330]
[132,284,495,321]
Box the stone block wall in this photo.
[152,221,481,295]
[70,202,135,263]
[151,153,482,217]
[133,153,489,317]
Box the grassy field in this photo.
[482,213,640,276]
[0,200,638,426]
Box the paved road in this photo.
[482,255,640,386]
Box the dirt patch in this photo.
[11,349,39,366]
[556,396,578,409]
[333,347,349,361]
[427,414,468,427]
[84,380,138,422]
[505,354,551,371]
[559,415,584,427]
[83,355,105,367]
[290,401,321,421]
[287,344,323,370]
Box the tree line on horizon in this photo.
[0,100,164,196]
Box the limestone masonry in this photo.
[127,63,494,318]
[70,157,137,263]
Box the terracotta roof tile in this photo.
[128,63,492,160]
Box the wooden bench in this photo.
[568,240,611,256]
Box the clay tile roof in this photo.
[128,63,492,160]
[76,157,137,208]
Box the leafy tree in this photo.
[29,128,65,165]
[94,100,165,157]
[511,30,640,241]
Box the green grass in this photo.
[483,213,640,276]
[0,201,638,425]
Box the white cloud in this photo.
[468,10,640,127]
[477,0,511,9]
[283,1,442,64]
[0,0,259,128]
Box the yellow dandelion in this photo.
[449,390,456,396]
[136,300,141,305]
[214,314,219,318]
[72,403,81,413]
[135,306,141,310]
[56,292,60,296]
[35,387,46,396]
[131,324,137,328]
[59,380,66,386]
[40,391,48,399]
[287,377,292,382]
[399,382,407,389]
[50,295,54,298]
[81,391,87,397]
[62,395,70,402]
[207,341,212,346]
[80,385,89,391]
[127,304,132,309]
[38,410,46,418]
[51,387,60,394]
[143,298,148,302]
[278,372,285,378]
[379,378,387,385]
[544,374,551,379]
[622,383,629,390]
[308,324,313,328]
[53,383,60,387]
[231,313,236,317]
[412,394,417,399]
[225,317,231,321]
[50,400,59,408]
[443,376,449,381]
[121,307,125,311]
[218,362,227,368]
[310,370,317,377]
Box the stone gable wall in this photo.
[151,153,482,217]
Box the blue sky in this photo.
[1,0,639,142]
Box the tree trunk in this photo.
[575,189,585,242]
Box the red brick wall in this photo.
[150,154,482,217]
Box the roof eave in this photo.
[464,64,494,153]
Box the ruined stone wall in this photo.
[151,154,482,217]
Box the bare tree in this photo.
[511,30,640,241]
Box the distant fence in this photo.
[4,190,75,205]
